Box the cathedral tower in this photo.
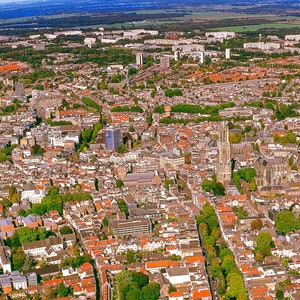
[217,123,231,184]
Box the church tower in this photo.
[217,123,231,185]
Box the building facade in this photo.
[255,157,290,189]
[104,126,121,150]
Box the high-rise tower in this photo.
[105,126,121,150]
[216,123,231,184]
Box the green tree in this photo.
[117,199,129,218]
[1,198,12,209]
[126,250,136,264]
[237,168,256,183]
[128,68,137,76]
[126,287,143,300]
[221,256,236,276]
[132,272,149,288]
[275,211,296,235]
[59,226,73,235]
[116,179,124,188]
[248,178,257,191]
[56,283,73,297]
[94,177,99,191]
[102,217,109,227]
[275,290,284,300]
[219,248,234,261]
[142,282,160,300]
[129,124,135,132]
[117,144,127,154]
[256,232,274,259]
[225,272,248,300]
[230,132,243,143]
[12,248,26,271]
[212,182,225,196]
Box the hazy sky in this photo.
[0,0,26,3]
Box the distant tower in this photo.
[216,123,231,185]
[104,126,122,150]
[54,107,60,119]
[174,51,179,61]
[118,165,127,180]
[160,56,170,69]
[136,52,143,66]
[164,105,171,117]
[225,48,231,59]
[199,52,205,64]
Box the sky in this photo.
[0,0,27,3]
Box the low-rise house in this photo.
[21,183,46,204]
[165,267,191,286]
[0,218,15,237]
[22,236,63,258]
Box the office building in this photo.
[104,126,121,150]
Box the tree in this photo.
[116,270,135,300]
[237,168,256,183]
[22,255,35,272]
[169,285,177,293]
[142,282,160,300]
[17,227,51,244]
[12,248,26,271]
[219,248,234,261]
[117,144,127,154]
[203,204,217,220]
[251,219,263,230]
[165,179,174,190]
[282,257,289,267]
[230,132,243,144]
[256,232,274,259]
[221,256,236,276]
[126,287,143,300]
[202,180,225,196]
[275,290,284,300]
[128,68,137,76]
[102,217,109,227]
[201,179,212,192]
[212,182,225,196]
[1,198,12,209]
[275,211,296,235]
[117,199,129,218]
[295,216,300,230]
[31,144,45,155]
[56,283,73,297]
[126,250,136,264]
[94,177,99,191]
[225,272,248,300]
[116,179,124,189]
[59,226,73,235]
[18,227,39,243]
[129,124,135,132]
[132,272,149,288]
[248,178,257,191]
[207,215,219,232]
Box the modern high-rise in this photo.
[104,126,121,150]
[216,123,231,184]
[136,52,143,65]
[199,52,205,64]
[225,48,231,59]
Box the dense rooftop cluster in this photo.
[0,21,299,300]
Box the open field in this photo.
[212,22,300,32]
